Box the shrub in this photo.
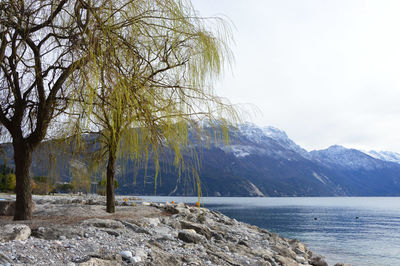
[0,173,16,192]
[53,183,74,193]
[32,176,54,195]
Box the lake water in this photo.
[140,196,400,266]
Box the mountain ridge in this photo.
[2,123,400,197]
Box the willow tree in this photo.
[0,0,96,220]
[70,0,239,213]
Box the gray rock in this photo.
[146,244,181,266]
[334,263,352,266]
[0,224,31,242]
[310,255,328,266]
[180,221,212,240]
[238,239,250,247]
[118,220,150,234]
[211,231,224,240]
[176,207,191,215]
[0,252,12,264]
[79,258,120,266]
[250,248,274,261]
[145,217,160,227]
[134,248,147,258]
[205,249,240,266]
[176,202,185,208]
[294,247,307,255]
[178,230,207,244]
[167,220,182,230]
[296,255,307,264]
[120,250,133,261]
[274,255,298,266]
[164,204,180,214]
[131,256,141,263]
[31,226,84,240]
[271,244,297,260]
[256,260,272,266]
[102,230,119,237]
[82,219,124,229]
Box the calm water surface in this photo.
[140,196,400,266]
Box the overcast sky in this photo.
[192,0,400,152]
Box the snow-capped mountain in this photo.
[310,145,385,170]
[238,123,269,144]
[234,123,310,159]
[364,150,400,164]
[236,123,400,169]
[262,126,311,159]
[4,122,400,197]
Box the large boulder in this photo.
[310,255,329,266]
[0,224,31,242]
[82,219,124,229]
[180,221,212,240]
[274,255,299,266]
[31,226,85,240]
[177,230,207,244]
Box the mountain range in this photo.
[3,123,400,196]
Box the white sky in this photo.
[193,0,400,152]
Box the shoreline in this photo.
[0,194,349,265]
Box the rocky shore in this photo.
[0,194,349,266]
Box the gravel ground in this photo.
[0,194,341,266]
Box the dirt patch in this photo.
[0,204,166,228]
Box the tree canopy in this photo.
[0,0,239,219]
[0,0,94,220]
[67,0,239,212]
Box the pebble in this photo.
[120,250,133,260]
[131,256,141,263]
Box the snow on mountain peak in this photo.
[231,123,400,167]
[262,126,289,140]
[236,123,310,159]
[326,145,347,151]
[310,145,384,170]
[238,123,267,143]
[262,126,310,159]
[364,150,400,164]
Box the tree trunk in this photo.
[13,140,33,221]
[106,150,116,213]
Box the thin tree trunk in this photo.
[106,150,116,213]
[13,140,33,221]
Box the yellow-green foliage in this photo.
[0,173,16,192]
[32,176,54,195]
[64,0,241,196]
